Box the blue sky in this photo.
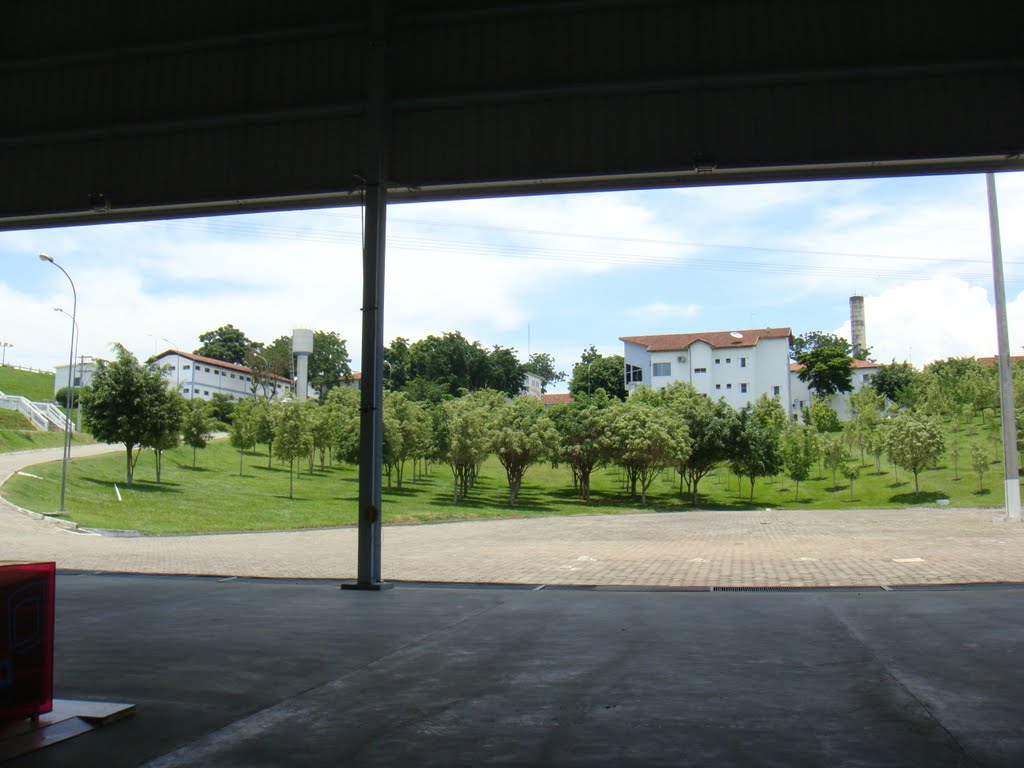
[3,172,1023,392]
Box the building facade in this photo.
[153,350,293,402]
[789,359,881,421]
[621,328,794,413]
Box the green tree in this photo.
[604,389,690,504]
[260,336,294,379]
[870,362,922,409]
[437,390,501,502]
[782,425,817,501]
[969,441,991,493]
[251,398,277,468]
[840,461,861,500]
[885,413,945,494]
[181,399,216,468]
[229,399,259,477]
[147,389,186,483]
[791,332,856,397]
[805,399,841,433]
[731,403,784,501]
[325,386,361,465]
[309,331,352,401]
[662,383,738,504]
[491,397,558,506]
[383,337,412,391]
[550,390,613,501]
[382,391,430,488]
[523,352,566,394]
[80,343,173,485]
[820,433,850,489]
[195,324,259,364]
[487,345,527,398]
[568,346,627,400]
[207,392,236,425]
[274,399,312,499]
[407,332,492,398]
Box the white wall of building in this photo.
[789,363,880,421]
[625,336,792,413]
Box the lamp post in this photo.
[55,308,81,431]
[161,338,180,388]
[0,341,11,366]
[39,253,76,514]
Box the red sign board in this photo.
[0,562,55,721]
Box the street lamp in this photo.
[39,253,76,514]
[55,308,81,430]
[161,338,180,388]
[0,341,11,366]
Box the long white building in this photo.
[153,350,292,402]
[621,328,794,412]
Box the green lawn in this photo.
[0,409,94,453]
[1,419,1012,535]
[0,366,56,402]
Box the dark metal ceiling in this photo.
[2,0,1022,230]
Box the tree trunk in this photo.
[192,445,197,468]
[155,449,162,483]
[267,442,273,468]
[289,459,294,499]
[239,449,243,477]
[125,444,134,485]
[749,476,755,501]
[795,480,800,501]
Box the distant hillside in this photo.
[0,366,55,402]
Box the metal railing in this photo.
[0,390,71,432]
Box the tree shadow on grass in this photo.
[889,490,947,504]
[973,488,992,496]
[888,481,909,489]
[79,476,184,494]
[174,465,213,473]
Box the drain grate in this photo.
[711,585,883,592]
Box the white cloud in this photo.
[832,275,1024,366]
[629,302,701,320]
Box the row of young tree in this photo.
[225,380,966,506]
[79,341,1012,506]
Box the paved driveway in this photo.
[3,446,1024,586]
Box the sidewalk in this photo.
[3,447,1024,587]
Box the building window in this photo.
[625,364,643,384]
[694,367,707,374]
[715,358,720,364]
[230,373,236,379]
[773,385,780,396]
[740,383,748,393]
[740,358,747,368]
[715,384,721,390]
[652,362,671,377]
[204,367,210,372]
[203,390,210,396]
[183,364,191,370]
[726,383,732,389]
[726,358,731,364]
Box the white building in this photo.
[521,371,544,399]
[53,360,99,396]
[789,359,881,421]
[152,350,293,402]
[621,328,794,412]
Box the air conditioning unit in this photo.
[677,355,687,363]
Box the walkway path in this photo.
[3,446,1024,587]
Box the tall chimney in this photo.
[849,295,866,359]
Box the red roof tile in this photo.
[621,328,792,352]
[541,393,573,405]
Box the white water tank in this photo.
[292,329,314,400]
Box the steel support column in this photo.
[987,173,1021,521]
[344,3,393,589]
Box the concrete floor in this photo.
[6,574,1024,767]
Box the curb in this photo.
[0,497,81,531]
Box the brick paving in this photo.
[3,446,1024,586]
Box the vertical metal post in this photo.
[344,2,393,589]
[987,173,1021,521]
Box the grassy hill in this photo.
[0,366,55,401]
